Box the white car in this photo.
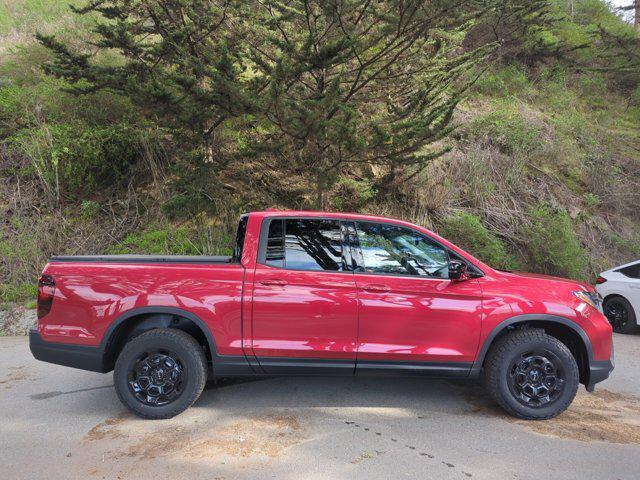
[596,260,640,334]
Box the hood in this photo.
[499,270,592,291]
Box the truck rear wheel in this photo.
[113,328,207,419]
[483,328,579,420]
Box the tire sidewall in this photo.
[114,331,205,419]
[496,338,579,419]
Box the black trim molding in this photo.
[469,314,596,378]
[50,255,235,264]
[102,306,257,376]
[356,360,472,377]
[29,328,108,373]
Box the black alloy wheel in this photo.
[507,350,565,408]
[128,351,185,406]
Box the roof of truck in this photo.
[251,210,490,272]
[254,210,411,224]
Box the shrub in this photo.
[440,212,518,270]
[474,65,530,97]
[0,283,38,305]
[333,177,376,211]
[108,218,235,256]
[9,120,144,197]
[525,204,588,280]
[467,102,541,154]
[109,227,200,255]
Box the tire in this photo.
[483,328,579,420]
[603,296,638,334]
[114,328,207,419]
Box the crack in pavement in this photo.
[30,384,113,400]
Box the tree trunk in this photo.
[203,129,214,164]
[315,171,326,210]
[636,0,639,30]
[568,0,574,20]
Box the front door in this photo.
[351,221,483,376]
[251,218,358,374]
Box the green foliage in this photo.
[242,0,492,206]
[36,0,500,207]
[35,0,257,167]
[441,212,518,270]
[0,0,638,308]
[109,227,201,256]
[467,101,541,154]
[0,283,37,305]
[0,216,47,305]
[9,121,143,195]
[333,177,376,211]
[474,65,530,96]
[525,204,588,280]
[109,220,235,256]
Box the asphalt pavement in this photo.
[1,334,640,480]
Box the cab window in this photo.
[265,219,344,271]
[354,222,449,278]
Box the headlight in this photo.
[574,290,602,311]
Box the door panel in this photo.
[251,218,358,374]
[351,221,483,370]
[355,273,483,364]
[627,278,640,321]
[252,267,358,360]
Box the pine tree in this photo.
[238,0,490,207]
[37,0,258,165]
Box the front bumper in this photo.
[29,328,108,373]
[586,343,614,392]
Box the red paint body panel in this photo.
[355,274,483,362]
[40,262,245,356]
[251,266,358,359]
[37,210,613,369]
[476,270,613,361]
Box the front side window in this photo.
[355,222,449,278]
[265,219,344,271]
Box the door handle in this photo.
[260,279,287,286]
[362,284,390,293]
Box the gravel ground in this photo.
[1,334,639,480]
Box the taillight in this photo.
[37,274,56,319]
[595,276,607,285]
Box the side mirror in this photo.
[449,260,468,281]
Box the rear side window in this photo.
[232,214,249,262]
[617,263,640,279]
[265,219,344,271]
[265,219,285,268]
[355,222,449,278]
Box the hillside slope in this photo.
[1,0,639,309]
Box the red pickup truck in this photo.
[30,210,613,420]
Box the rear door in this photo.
[351,221,483,376]
[617,262,640,319]
[251,217,358,374]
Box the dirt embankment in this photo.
[0,306,36,336]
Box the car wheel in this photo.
[114,328,207,419]
[603,296,638,334]
[483,328,579,420]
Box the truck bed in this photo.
[50,255,235,264]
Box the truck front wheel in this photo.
[113,328,207,419]
[483,328,579,420]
